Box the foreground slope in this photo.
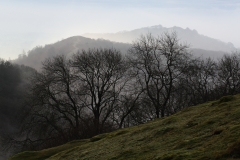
[10,95,240,160]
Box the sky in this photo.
[0,0,240,60]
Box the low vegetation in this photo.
[10,94,240,160]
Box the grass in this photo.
[10,95,240,160]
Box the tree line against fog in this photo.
[1,32,240,156]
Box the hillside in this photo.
[83,25,236,53]
[10,95,240,160]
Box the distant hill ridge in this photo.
[83,25,236,52]
[14,36,131,70]
[14,25,234,70]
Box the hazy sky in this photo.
[0,0,240,60]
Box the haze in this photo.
[0,0,240,60]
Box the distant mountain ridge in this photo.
[14,26,233,70]
[83,25,236,53]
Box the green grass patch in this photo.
[10,94,240,160]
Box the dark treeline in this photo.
[2,32,240,158]
[0,59,36,159]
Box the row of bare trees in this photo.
[8,32,240,153]
[14,49,129,150]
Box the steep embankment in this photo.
[10,95,240,160]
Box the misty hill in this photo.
[188,48,227,60]
[83,25,236,53]
[14,36,131,70]
[14,35,228,70]
[10,95,240,160]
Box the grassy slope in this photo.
[10,95,240,160]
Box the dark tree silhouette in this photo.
[128,32,191,118]
[72,49,128,134]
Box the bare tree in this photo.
[15,55,83,151]
[128,32,191,118]
[183,58,217,105]
[71,49,128,134]
[113,82,144,128]
[216,53,240,95]
[13,48,130,152]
